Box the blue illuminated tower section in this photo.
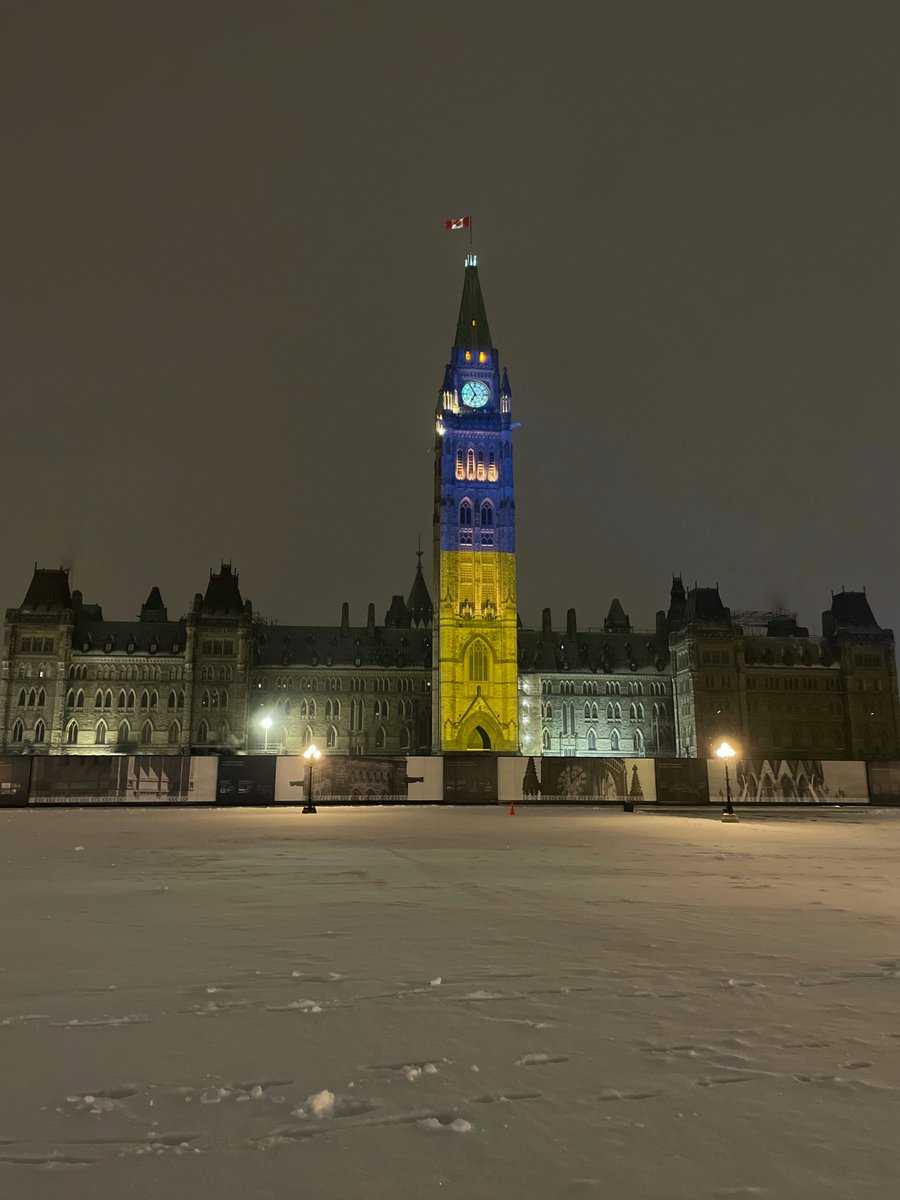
[433,254,518,752]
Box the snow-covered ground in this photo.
[2,805,900,1199]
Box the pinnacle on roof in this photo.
[500,367,512,399]
[406,549,433,628]
[453,256,493,354]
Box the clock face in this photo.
[461,380,490,409]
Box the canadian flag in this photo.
[445,216,470,230]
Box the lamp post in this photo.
[302,744,321,814]
[715,739,740,823]
[260,715,272,753]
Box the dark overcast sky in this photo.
[2,2,899,639]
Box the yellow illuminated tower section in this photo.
[433,255,519,753]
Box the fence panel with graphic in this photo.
[274,756,442,804]
[866,762,900,805]
[707,758,869,805]
[0,758,32,806]
[28,756,218,804]
[498,756,657,804]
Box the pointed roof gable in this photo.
[454,257,493,353]
[140,586,167,622]
[604,598,631,633]
[20,567,72,613]
[823,590,882,636]
[202,563,245,616]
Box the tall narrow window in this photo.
[610,729,620,751]
[542,729,551,750]
[141,720,152,745]
[67,721,78,745]
[34,719,45,744]
[468,641,488,682]
[327,725,337,748]
[633,729,644,753]
[375,726,386,749]
[488,451,497,481]
[477,450,485,480]
[168,721,180,745]
[168,690,176,710]
[607,702,614,719]
[480,502,493,527]
[95,690,103,709]
[460,500,473,526]
[76,690,85,709]
[11,719,24,743]
[456,450,464,480]
[587,729,597,751]
[197,719,209,743]
[466,448,475,479]
[117,721,130,744]
[95,721,107,745]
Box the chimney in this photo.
[566,608,577,638]
[656,610,667,637]
[366,602,375,637]
[341,601,349,635]
[542,607,552,639]
[72,589,83,610]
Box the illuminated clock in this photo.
[461,380,490,408]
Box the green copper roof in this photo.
[454,260,493,353]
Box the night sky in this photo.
[3,3,899,641]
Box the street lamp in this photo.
[302,744,321,814]
[260,715,272,753]
[715,739,740,823]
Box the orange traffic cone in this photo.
[509,801,516,816]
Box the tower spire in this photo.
[454,257,493,353]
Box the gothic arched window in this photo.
[327,725,337,749]
[197,719,209,743]
[66,720,78,745]
[95,720,107,745]
[34,719,45,744]
[480,502,493,527]
[141,720,153,745]
[456,450,464,480]
[488,451,497,481]
[477,451,485,480]
[587,729,597,751]
[460,500,473,526]
[633,729,644,753]
[610,729,620,751]
[466,448,475,479]
[117,721,130,744]
[168,721,180,745]
[11,719,24,743]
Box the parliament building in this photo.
[3,259,899,761]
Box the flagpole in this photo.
[470,215,473,252]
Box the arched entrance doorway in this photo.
[466,724,492,751]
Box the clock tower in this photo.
[433,255,519,753]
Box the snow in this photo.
[2,804,900,1198]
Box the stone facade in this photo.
[2,259,898,761]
